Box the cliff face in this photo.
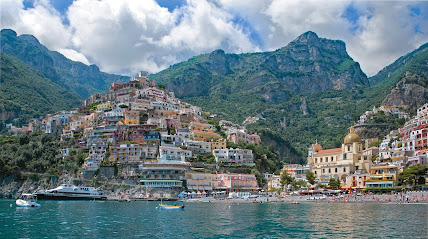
[382,72,428,112]
[151,31,369,101]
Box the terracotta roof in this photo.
[315,148,342,155]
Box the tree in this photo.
[328,178,341,189]
[291,179,307,190]
[280,171,294,191]
[306,170,315,185]
[399,164,428,186]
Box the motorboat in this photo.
[16,193,40,207]
[34,184,107,200]
[159,203,185,210]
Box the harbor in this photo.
[1,198,426,238]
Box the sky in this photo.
[1,0,427,77]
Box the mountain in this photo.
[150,32,427,163]
[0,29,128,99]
[152,31,368,102]
[382,72,428,112]
[0,52,81,121]
[369,43,428,86]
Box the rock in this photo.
[382,72,428,113]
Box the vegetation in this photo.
[280,171,294,190]
[328,178,341,189]
[0,133,87,179]
[306,170,315,185]
[227,141,284,186]
[0,52,81,124]
[398,164,428,186]
[150,35,428,164]
[0,29,129,101]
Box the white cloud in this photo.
[57,48,90,65]
[0,0,427,77]
[0,0,72,51]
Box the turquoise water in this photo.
[1,200,427,238]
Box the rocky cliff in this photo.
[382,72,428,112]
[151,31,369,101]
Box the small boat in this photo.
[159,204,185,210]
[291,200,300,204]
[16,193,40,207]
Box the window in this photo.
[335,168,337,173]
[343,168,346,172]
[328,169,331,173]
[323,169,325,173]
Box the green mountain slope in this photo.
[0,29,128,99]
[151,32,427,163]
[0,52,81,121]
[152,32,368,101]
[369,43,428,86]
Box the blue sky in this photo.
[2,0,427,76]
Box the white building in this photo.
[159,146,193,162]
[213,148,254,165]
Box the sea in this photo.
[1,200,427,239]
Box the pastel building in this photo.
[190,130,221,142]
[213,148,254,165]
[109,144,144,164]
[307,127,372,187]
[159,146,192,162]
[366,164,399,188]
[215,173,259,192]
[186,172,215,191]
[139,162,189,188]
[124,110,140,125]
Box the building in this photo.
[268,175,281,191]
[213,148,254,165]
[366,164,399,188]
[159,146,192,162]
[400,103,428,155]
[109,144,145,164]
[124,110,140,125]
[139,162,189,188]
[282,164,311,181]
[190,130,221,142]
[215,173,259,192]
[211,139,226,152]
[307,127,372,187]
[186,172,215,191]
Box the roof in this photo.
[315,148,342,155]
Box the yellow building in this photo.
[366,164,399,188]
[191,130,221,142]
[124,110,140,125]
[308,127,372,187]
[211,139,226,152]
[186,171,215,191]
[97,102,111,112]
[190,122,215,132]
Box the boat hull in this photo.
[35,194,107,200]
[16,199,40,207]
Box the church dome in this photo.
[344,127,361,144]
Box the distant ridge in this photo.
[0,29,129,99]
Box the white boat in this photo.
[16,193,40,207]
[34,184,107,200]
[159,203,185,210]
